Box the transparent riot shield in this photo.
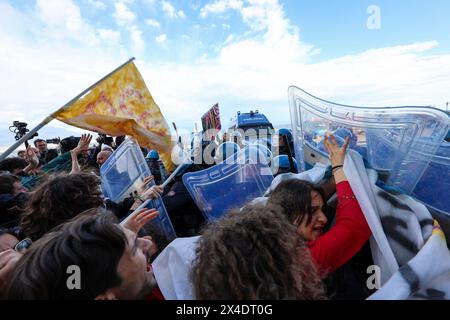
[288,86,449,200]
[183,147,274,221]
[101,138,176,240]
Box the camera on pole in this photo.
[9,121,39,148]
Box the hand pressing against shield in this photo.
[122,208,159,234]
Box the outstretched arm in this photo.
[22,146,40,175]
[70,134,92,174]
[309,134,371,276]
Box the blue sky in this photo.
[8,0,448,63]
[287,0,450,60]
[1,0,450,151]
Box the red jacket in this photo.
[308,181,371,277]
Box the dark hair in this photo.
[140,224,170,262]
[0,174,21,194]
[0,158,28,173]
[60,136,81,154]
[7,210,127,300]
[0,174,28,228]
[268,179,326,227]
[20,172,104,241]
[191,203,325,300]
[33,139,45,146]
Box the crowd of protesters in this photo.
[0,128,379,300]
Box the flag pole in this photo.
[0,57,135,161]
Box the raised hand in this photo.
[141,185,164,200]
[122,208,159,234]
[139,175,155,193]
[24,145,39,168]
[323,134,350,167]
[323,133,349,183]
[72,134,93,155]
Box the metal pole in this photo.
[0,57,135,161]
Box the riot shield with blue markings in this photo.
[101,138,177,240]
[288,86,450,215]
[183,147,274,221]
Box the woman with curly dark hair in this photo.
[20,172,104,241]
[190,203,326,300]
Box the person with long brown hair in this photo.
[191,203,326,300]
[20,171,105,241]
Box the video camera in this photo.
[9,121,38,142]
[13,121,27,129]
[46,138,61,144]
[97,133,114,146]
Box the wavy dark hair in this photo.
[0,157,27,174]
[7,210,127,300]
[20,172,104,241]
[0,174,21,195]
[268,179,326,227]
[191,203,326,300]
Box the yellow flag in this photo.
[54,61,174,171]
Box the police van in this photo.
[227,110,274,143]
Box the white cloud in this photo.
[88,0,107,9]
[113,1,136,26]
[0,2,128,149]
[129,25,145,52]
[140,0,450,126]
[36,0,82,31]
[200,0,295,37]
[200,0,243,18]
[190,0,202,11]
[215,0,313,67]
[241,0,276,30]
[161,0,186,19]
[35,0,102,46]
[139,41,450,132]
[111,1,144,53]
[145,18,161,28]
[155,33,167,44]
[33,0,104,46]
[97,29,121,45]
